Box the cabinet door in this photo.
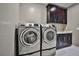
[47,4,67,24]
[56,33,72,49]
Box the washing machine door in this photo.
[44,28,56,43]
[20,28,40,47]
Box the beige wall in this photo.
[19,3,46,24]
[19,3,67,32]
[0,3,19,56]
[52,23,67,32]
[66,4,79,31]
[0,3,65,56]
[66,4,79,46]
[1,3,79,55]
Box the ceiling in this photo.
[51,3,76,8]
[44,3,75,8]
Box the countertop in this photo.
[57,31,72,34]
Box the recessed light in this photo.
[50,7,56,11]
[29,7,35,12]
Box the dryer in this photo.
[15,23,40,56]
[41,24,56,56]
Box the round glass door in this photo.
[46,31,55,41]
[24,31,37,44]
[44,28,56,43]
[20,28,40,47]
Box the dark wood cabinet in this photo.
[47,4,67,24]
[56,33,72,49]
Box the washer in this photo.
[41,24,56,56]
[15,23,40,56]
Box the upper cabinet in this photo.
[47,4,67,24]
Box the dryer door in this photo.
[20,28,40,47]
[44,28,56,43]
